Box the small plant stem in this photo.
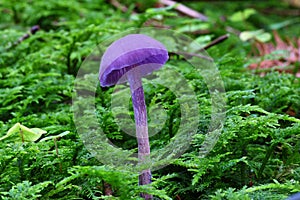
[54,138,63,173]
[258,143,276,179]
[203,34,229,50]
[19,127,24,143]
[66,39,76,75]
[18,127,25,180]
[240,147,247,186]
[127,70,152,200]
[168,109,174,138]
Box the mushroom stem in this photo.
[127,69,152,199]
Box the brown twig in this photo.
[174,51,213,61]
[158,0,208,21]
[108,0,171,29]
[16,25,40,44]
[6,25,40,50]
[226,26,241,36]
[143,19,172,28]
[109,0,136,13]
[171,34,229,60]
[203,34,229,50]
[260,8,300,16]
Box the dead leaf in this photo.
[248,31,300,77]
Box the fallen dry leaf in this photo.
[249,31,300,77]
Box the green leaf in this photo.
[0,123,46,142]
[240,29,271,42]
[268,18,300,30]
[255,32,272,42]
[229,8,256,22]
[39,131,70,142]
[177,23,210,33]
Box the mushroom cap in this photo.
[287,193,300,200]
[99,34,169,87]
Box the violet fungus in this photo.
[99,34,168,199]
[287,192,300,200]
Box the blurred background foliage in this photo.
[0,0,300,199]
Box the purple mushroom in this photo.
[287,192,300,200]
[99,34,169,199]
